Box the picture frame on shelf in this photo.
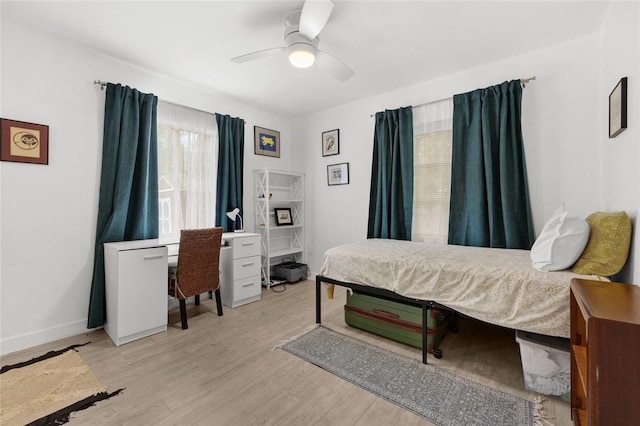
[327,162,349,186]
[1,118,49,164]
[609,77,627,138]
[274,207,293,226]
[254,126,280,157]
[322,129,340,156]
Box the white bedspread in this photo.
[319,239,600,338]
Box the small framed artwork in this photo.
[327,162,349,186]
[274,207,293,226]
[1,119,49,164]
[254,126,280,158]
[609,77,627,138]
[322,129,339,156]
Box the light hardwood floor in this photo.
[1,281,572,425]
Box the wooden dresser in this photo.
[569,278,640,425]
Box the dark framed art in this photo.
[322,129,339,156]
[254,126,280,158]
[327,162,349,186]
[609,77,627,138]
[274,207,293,226]
[1,119,49,164]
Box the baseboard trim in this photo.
[0,319,92,356]
[2,295,218,356]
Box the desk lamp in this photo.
[226,208,244,232]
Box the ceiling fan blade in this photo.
[315,50,354,82]
[299,0,334,40]
[231,47,286,63]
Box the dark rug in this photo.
[280,326,542,426]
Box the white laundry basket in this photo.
[515,330,570,402]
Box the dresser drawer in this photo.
[230,235,260,258]
[233,255,261,280]
[219,233,262,308]
[234,276,261,300]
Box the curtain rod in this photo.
[97,75,536,120]
[93,80,218,117]
[369,76,536,117]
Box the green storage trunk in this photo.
[344,291,450,356]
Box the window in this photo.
[157,101,218,241]
[412,99,453,243]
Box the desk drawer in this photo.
[233,255,261,279]
[234,276,261,300]
[231,235,260,258]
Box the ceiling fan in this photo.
[231,0,354,82]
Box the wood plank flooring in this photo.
[1,281,572,425]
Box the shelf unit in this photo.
[569,278,640,425]
[254,169,305,287]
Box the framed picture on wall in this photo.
[322,129,339,156]
[609,77,627,138]
[254,126,280,157]
[1,118,49,164]
[327,162,349,186]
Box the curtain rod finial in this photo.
[93,80,107,90]
[521,76,536,88]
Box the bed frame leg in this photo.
[316,276,322,324]
[422,305,428,364]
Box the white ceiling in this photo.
[2,1,610,118]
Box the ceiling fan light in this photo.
[288,43,316,68]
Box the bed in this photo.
[315,238,605,363]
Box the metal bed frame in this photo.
[315,275,457,364]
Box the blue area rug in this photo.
[281,326,541,426]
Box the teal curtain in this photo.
[215,114,245,232]
[367,107,414,240]
[88,83,159,328]
[448,80,534,249]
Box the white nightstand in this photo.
[220,233,261,308]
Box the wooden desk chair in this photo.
[168,227,223,329]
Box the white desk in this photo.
[168,232,261,307]
[103,232,261,346]
[218,233,261,308]
[104,240,168,346]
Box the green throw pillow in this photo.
[571,211,632,277]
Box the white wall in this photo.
[297,1,640,283]
[0,21,290,355]
[295,33,609,276]
[599,0,640,284]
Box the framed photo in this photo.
[1,119,49,164]
[609,77,627,138]
[322,129,339,156]
[274,207,293,226]
[254,126,280,157]
[327,162,349,186]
